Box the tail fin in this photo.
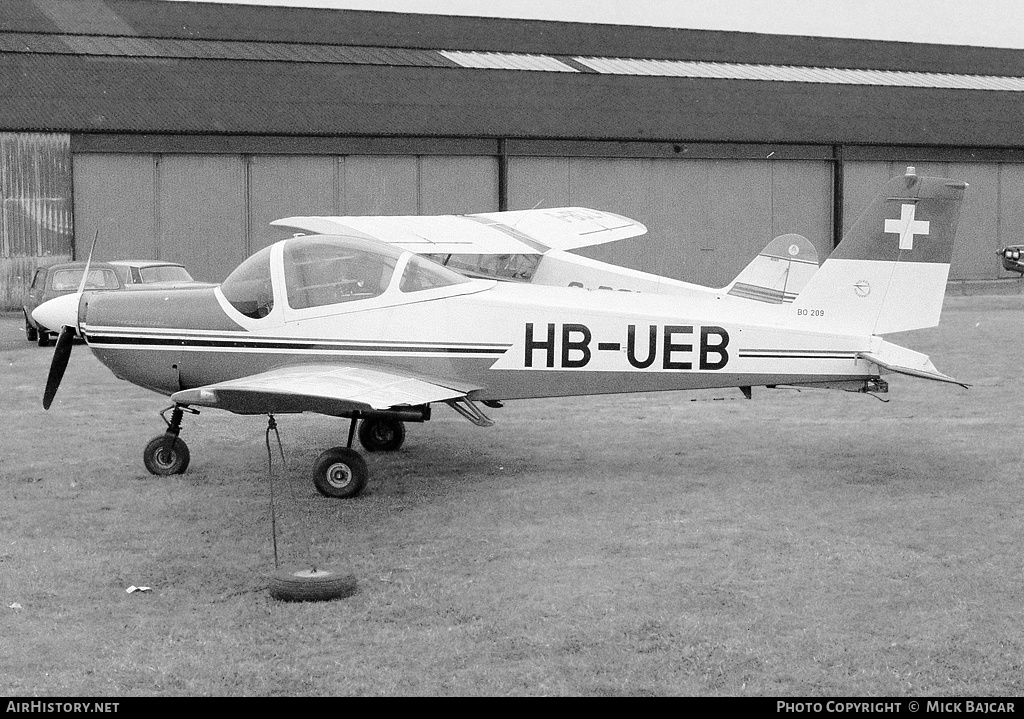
[724,233,819,304]
[791,167,967,335]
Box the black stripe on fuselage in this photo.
[738,349,858,360]
[85,332,509,355]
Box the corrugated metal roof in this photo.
[439,50,577,72]
[2,3,1023,148]
[6,51,1020,150]
[0,32,457,68]
[4,30,1022,92]
[6,0,1024,79]
[574,56,1024,92]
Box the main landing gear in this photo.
[310,414,406,499]
[141,405,420,498]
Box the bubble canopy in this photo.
[220,234,470,319]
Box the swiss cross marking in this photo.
[884,203,930,250]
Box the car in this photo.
[998,245,1024,275]
[23,260,208,346]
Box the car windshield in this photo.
[220,246,274,319]
[138,265,193,283]
[51,268,119,291]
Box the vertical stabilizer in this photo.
[791,168,967,335]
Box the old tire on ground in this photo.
[357,417,406,452]
[24,315,37,342]
[312,447,368,498]
[269,566,357,602]
[143,435,191,475]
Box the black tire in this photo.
[24,315,37,343]
[312,447,368,498]
[143,435,191,475]
[268,566,357,602]
[357,417,406,452]
[36,327,49,347]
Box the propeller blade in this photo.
[42,229,100,409]
[76,228,100,295]
[43,325,76,410]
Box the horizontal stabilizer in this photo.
[860,340,968,388]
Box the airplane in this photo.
[33,166,968,500]
[998,244,1023,275]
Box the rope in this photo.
[265,415,280,569]
[264,415,319,572]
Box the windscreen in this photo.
[220,246,274,319]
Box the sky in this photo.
[165,0,1024,49]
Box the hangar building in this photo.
[2,0,1024,311]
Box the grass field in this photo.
[1,295,1022,696]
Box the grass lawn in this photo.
[0,295,1021,696]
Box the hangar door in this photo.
[843,160,1024,281]
[507,156,833,288]
[72,153,499,283]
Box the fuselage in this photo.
[78,236,879,405]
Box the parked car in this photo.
[24,260,209,345]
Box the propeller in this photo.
[43,325,76,409]
[39,230,98,410]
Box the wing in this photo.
[170,364,480,415]
[271,207,646,256]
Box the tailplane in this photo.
[790,167,967,335]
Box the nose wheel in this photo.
[143,405,197,476]
[143,434,190,475]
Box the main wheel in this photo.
[36,328,49,347]
[268,566,357,602]
[24,315,37,342]
[357,417,406,452]
[312,447,368,498]
[143,435,191,475]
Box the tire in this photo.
[357,417,406,452]
[268,566,357,602]
[143,435,191,475]
[312,447,368,498]
[36,328,49,347]
[24,315,37,343]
